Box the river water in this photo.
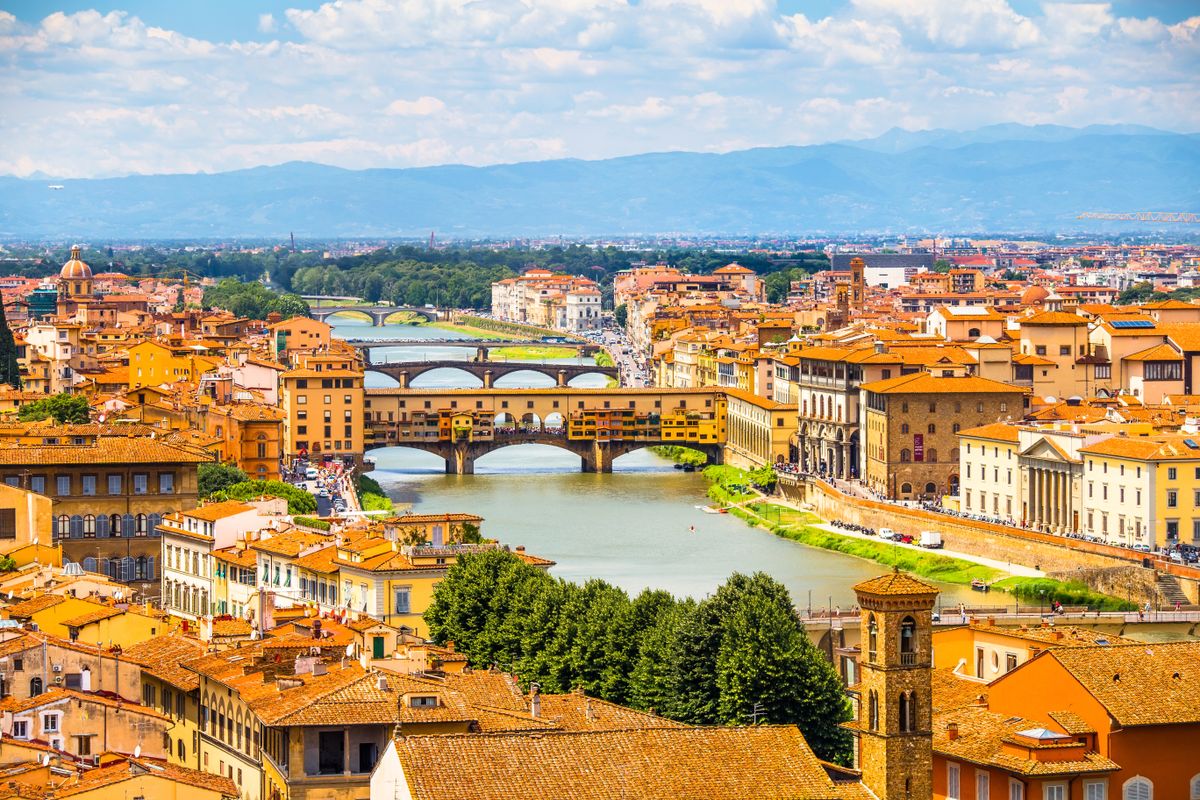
[335,316,977,608]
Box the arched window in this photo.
[952,423,960,434]
[898,692,909,732]
[925,482,937,495]
[135,514,148,536]
[868,690,879,731]
[1123,777,1152,800]
[1189,774,1200,800]
[83,514,96,537]
[950,448,959,461]
[109,514,122,537]
[927,449,938,463]
[899,691,917,732]
[928,423,936,434]
[178,739,186,762]
[901,423,909,434]
[900,482,912,495]
[867,614,878,660]
[55,515,70,538]
[899,617,916,651]
[900,449,911,463]
[30,677,42,696]
[968,328,980,338]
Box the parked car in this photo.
[878,528,897,541]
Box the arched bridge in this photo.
[368,361,618,388]
[309,305,440,325]
[366,429,723,474]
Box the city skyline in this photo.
[2,0,1198,179]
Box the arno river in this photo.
[335,317,979,609]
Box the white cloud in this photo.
[384,96,446,116]
[0,1,1196,178]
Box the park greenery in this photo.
[203,279,310,321]
[0,301,21,388]
[293,516,332,531]
[425,550,853,765]
[17,393,90,424]
[650,445,708,467]
[209,480,316,515]
[356,474,395,513]
[198,463,249,497]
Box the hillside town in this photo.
[0,239,1197,799]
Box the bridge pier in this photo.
[556,370,568,387]
[448,445,475,475]
[397,371,409,389]
[475,346,489,363]
[581,442,614,473]
[482,371,494,388]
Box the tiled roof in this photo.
[965,620,1133,648]
[957,423,1020,444]
[213,546,257,568]
[1123,342,1182,362]
[1020,311,1088,326]
[536,692,689,732]
[859,372,1025,396]
[250,529,330,556]
[61,606,124,628]
[391,726,859,800]
[1047,709,1094,735]
[932,706,1118,777]
[211,618,253,637]
[0,687,169,721]
[0,438,208,465]
[184,500,255,522]
[4,593,65,617]
[853,571,940,597]
[1046,641,1200,726]
[121,634,205,691]
[49,756,238,798]
[1079,435,1200,462]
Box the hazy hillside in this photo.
[1,127,1196,238]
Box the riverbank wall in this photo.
[780,475,1198,604]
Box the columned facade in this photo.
[1019,458,1080,534]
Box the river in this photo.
[334,315,979,609]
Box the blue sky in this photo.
[2,0,1198,177]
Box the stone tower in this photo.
[849,256,865,312]
[853,570,938,800]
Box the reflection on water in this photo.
[342,317,978,607]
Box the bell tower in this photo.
[849,256,865,312]
[852,570,938,800]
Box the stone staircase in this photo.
[1156,573,1190,607]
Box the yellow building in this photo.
[0,687,172,760]
[0,754,238,799]
[267,316,332,356]
[128,340,222,390]
[722,387,797,469]
[0,481,51,548]
[123,634,207,770]
[281,351,365,463]
[1078,434,1200,548]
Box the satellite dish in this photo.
[133,744,141,758]
[345,643,354,657]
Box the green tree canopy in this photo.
[210,479,316,514]
[425,554,853,764]
[203,279,311,321]
[198,463,248,497]
[0,300,21,389]
[17,393,89,424]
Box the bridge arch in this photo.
[322,308,376,324]
[379,308,437,324]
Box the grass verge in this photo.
[990,577,1135,611]
[650,445,709,467]
[489,345,577,360]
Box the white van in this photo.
[878,528,897,541]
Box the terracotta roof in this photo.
[853,571,940,597]
[213,546,257,568]
[61,606,124,628]
[1079,435,1200,462]
[48,756,238,798]
[0,438,208,465]
[957,423,1020,444]
[536,692,689,732]
[250,529,330,557]
[4,594,66,617]
[184,500,256,522]
[0,687,169,721]
[210,618,253,637]
[1042,641,1200,726]
[293,545,341,574]
[1020,311,1088,326]
[390,726,864,800]
[965,621,1133,648]
[932,706,1118,777]
[1047,709,1094,735]
[1123,342,1182,362]
[859,372,1025,396]
[121,634,205,691]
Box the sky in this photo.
[1,0,1198,178]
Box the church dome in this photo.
[1021,284,1049,305]
[60,245,92,281]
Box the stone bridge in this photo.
[365,430,723,474]
[368,361,618,388]
[351,340,602,359]
[309,305,440,325]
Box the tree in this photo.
[0,300,21,388]
[17,393,89,424]
[932,259,952,273]
[199,463,248,497]
[614,303,628,327]
[210,480,315,514]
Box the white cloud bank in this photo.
[0,0,1197,177]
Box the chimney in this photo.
[530,682,541,719]
[445,641,455,653]
[376,675,389,692]
[312,661,327,677]
[986,616,995,627]
[946,722,959,741]
[312,618,322,639]
[874,341,886,354]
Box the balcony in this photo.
[900,652,918,666]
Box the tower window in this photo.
[867,614,878,661]
[868,690,879,731]
[900,616,917,665]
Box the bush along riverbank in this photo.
[356,474,395,513]
[650,445,709,468]
[701,468,1134,611]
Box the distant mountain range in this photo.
[1,125,1197,239]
